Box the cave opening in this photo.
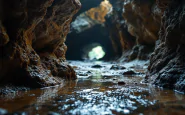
[66,0,121,61]
[66,23,118,61]
[83,44,106,60]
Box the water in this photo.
[0,61,185,115]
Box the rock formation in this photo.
[103,0,185,92]
[71,0,112,33]
[106,0,162,61]
[148,0,185,93]
[0,0,81,88]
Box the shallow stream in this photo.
[0,61,185,115]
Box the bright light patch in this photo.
[88,46,105,60]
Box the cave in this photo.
[0,0,185,114]
[66,24,117,61]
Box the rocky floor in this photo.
[0,61,185,115]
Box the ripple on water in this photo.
[0,61,185,115]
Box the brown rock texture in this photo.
[149,0,185,93]
[122,0,161,45]
[71,0,112,33]
[105,6,135,58]
[106,0,162,61]
[85,0,112,23]
[0,0,81,88]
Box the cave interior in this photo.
[0,0,185,114]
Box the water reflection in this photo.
[0,61,185,115]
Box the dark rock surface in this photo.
[91,64,102,68]
[110,65,126,70]
[148,0,185,93]
[122,70,136,75]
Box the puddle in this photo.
[0,61,185,115]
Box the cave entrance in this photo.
[82,43,106,60]
[66,23,117,61]
[66,0,120,61]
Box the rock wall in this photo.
[105,4,135,59]
[0,0,81,88]
[148,0,185,93]
[107,0,161,61]
[107,0,185,93]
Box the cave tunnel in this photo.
[66,24,118,61]
[66,0,121,61]
[1,0,185,114]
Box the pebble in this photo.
[113,78,117,80]
[110,65,126,70]
[91,65,102,68]
[122,70,136,75]
[78,73,88,76]
[118,81,126,85]
[86,71,92,73]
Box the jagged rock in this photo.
[91,64,102,68]
[105,7,135,56]
[118,81,126,85]
[106,0,161,61]
[71,0,112,33]
[148,0,185,93]
[122,70,136,75]
[0,0,81,88]
[122,0,160,45]
[129,45,154,60]
[110,65,126,70]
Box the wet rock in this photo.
[129,46,139,60]
[91,64,102,68]
[148,0,185,93]
[48,111,61,115]
[78,73,88,76]
[113,78,118,80]
[118,81,126,85]
[86,71,92,73]
[110,65,126,70]
[129,45,154,60]
[0,86,30,95]
[122,70,136,75]
[0,108,7,115]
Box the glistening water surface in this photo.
[0,61,185,115]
